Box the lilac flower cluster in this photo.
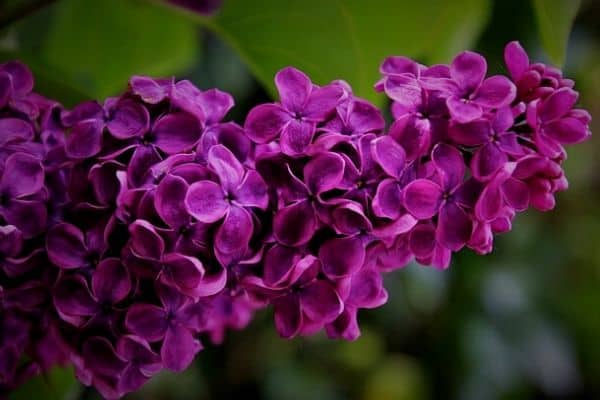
[0,61,70,393]
[0,41,591,398]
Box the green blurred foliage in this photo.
[2,0,599,399]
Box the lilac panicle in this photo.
[0,40,592,399]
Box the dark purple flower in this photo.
[116,335,162,394]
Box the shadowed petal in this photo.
[264,245,300,287]
[437,202,472,251]
[320,236,365,279]
[471,143,508,181]
[161,325,202,372]
[215,205,253,254]
[106,100,149,139]
[127,145,162,188]
[448,119,491,146]
[65,119,104,158]
[47,223,87,269]
[273,200,316,246]
[301,281,343,323]
[3,199,47,239]
[54,276,98,320]
[125,304,168,342]
[273,295,301,338]
[92,258,131,303]
[1,153,44,197]
[161,253,204,298]
[304,151,345,194]
[82,337,126,377]
[129,220,165,260]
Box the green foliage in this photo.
[531,0,581,66]
[9,366,79,400]
[197,0,490,104]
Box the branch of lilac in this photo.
[0,41,591,398]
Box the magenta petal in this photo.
[207,144,244,191]
[89,160,123,205]
[197,88,234,123]
[437,202,472,251]
[215,205,253,254]
[450,50,487,93]
[127,145,162,188]
[129,220,165,260]
[475,183,503,222]
[504,41,529,80]
[129,76,169,104]
[161,253,204,294]
[544,117,588,144]
[264,245,299,287]
[304,151,345,194]
[195,265,227,297]
[471,143,508,181]
[125,304,168,342]
[432,143,465,190]
[92,258,131,303]
[383,75,422,109]
[1,153,44,197]
[280,119,315,156]
[446,96,483,123]
[301,281,342,323]
[409,224,436,258]
[82,337,126,377]
[152,112,201,154]
[155,174,189,229]
[273,200,316,246]
[54,276,98,319]
[3,199,47,238]
[540,88,578,122]
[501,178,529,211]
[235,170,269,209]
[348,268,388,308]
[402,179,443,219]
[185,180,228,223]
[372,179,402,220]
[244,103,289,143]
[448,119,491,146]
[2,61,34,96]
[65,119,104,158]
[347,99,385,134]
[46,223,88,269]
[303,84,344,121]
[273,295,302,338]
[0,118,33,145]
[106,100,149,139]
[161,325,202,372]
[331,201,372,235]
[371,136,406,179]
[275,67,312,112]
[475,75,516,108]
[119,365,149,394]
[320,236,365,279]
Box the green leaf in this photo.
[532,0,581,66]
[191,0,490,104]
[12,0,199,100]
[9,366,80,400]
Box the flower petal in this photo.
[161,325,202,372]
[155,174,189,229]
[446,96,483,123]
[161,253,204,297]
[501,177,529,211]
[65,119,104,158]
[301,281,343,323]
[402,179,443,219]
[106,99,149,139]
[371,136,406,179]
[273,200,316,246]
[280,119,315,156]
[129,220,165,260]
[185,180,228,223]
[475,75,516,109]
[1,152,44,197]
[54,276,98,320]
[244,103,289,143]
[320,236,365,279]
[372,179,402,220]
[275,67,312,112]
[82,337,126,377]
[304,151,345,194]
[471,143,508,181]
[207,144,244,191]
[215,205,253,254]
[125,304,168,342]
[92,258,131,303]
[46,223,88,269]
[544,117,588,144]
[437,202,472,251]
[152,112,202,154]
[264,245,300,287]
[450,50,486,93]
[235,170,269,209]
[540,88,578,122]
[504,41,529,80]
[197,88,234,123]
[448,119,491,146]
[127,145,162,188]
[273,295,302,338]
[303,84,344,121]
[432,143,465,190]
[129,76,170,104]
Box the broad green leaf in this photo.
[532,0,581,66]
[186,0,490,104]
[9,366,79,400]
[14,0,199,100]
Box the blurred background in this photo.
[1,0,598,399]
